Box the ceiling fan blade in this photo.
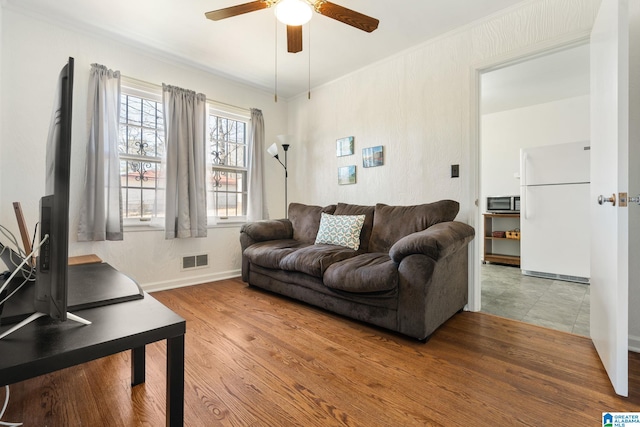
[287,25,303,53]
[316,1,379,33]
[205,1,269,21]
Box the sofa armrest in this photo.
[389,221,475,263]
[240,219,293,250]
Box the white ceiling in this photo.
[8,0,534,99]
[481,43,591,114]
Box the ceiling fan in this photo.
[205,0,379,53]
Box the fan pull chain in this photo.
[308,20,311,100]
[274,16,278,103]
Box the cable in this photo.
[0,277,29,307]
[29,222,39,257]
[0,386,22,427]
[274,15,278,103]
[0,226,26,259]
[0,234,47,298]
[0,226,35,281]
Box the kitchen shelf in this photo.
[483,213,520,266]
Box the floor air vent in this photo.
[182,254,209,271]
[522,270,589,284]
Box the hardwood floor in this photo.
[3,277,640,426]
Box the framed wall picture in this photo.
[338,165,356,185]
[336,136,355,157]
[362,145,384,168]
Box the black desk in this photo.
[0,291,186,426]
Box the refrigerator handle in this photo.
[522,153,528,220]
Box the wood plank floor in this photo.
[3,277,640,426]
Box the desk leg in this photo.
[167,334,184,427]
[131,346,146,386]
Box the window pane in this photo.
[236,122,246,143]
[126,96,142,126]
[142,99,161,128]
[119,88,165,220]
[141,189,158,218]
[206,110,248,218]
[225,170,238,192]
[206,169,246,218]
[142,129,163,157]
[210,141,225,166]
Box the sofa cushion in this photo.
[243,240,311,270]
[288,203,336,243]
[241,219,293,242]
[315,213,366,250]
[333,203,375,252]
[323,253,398,293]
[279,244,359,278]
[369,200,460,253]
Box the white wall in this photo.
[285,0,601,316]
[0,7,288,290]
[284,0,640,350]
[481,95,590,204]
[480,95,590,257]
[286,0,600,225]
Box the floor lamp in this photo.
[267,138,290,218]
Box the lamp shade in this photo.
[267,142,279,158]
[274,0,313,26]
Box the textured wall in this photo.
[285,0,602,316]
[286,0,600,221]
[481,95,590,202]
[0,8,288,290]
[286,0,640,349]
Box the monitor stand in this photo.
[0,311,91,340]
[1,262,144,326]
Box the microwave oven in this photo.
[487,196,520,213]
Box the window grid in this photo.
[119,93,165,219]
[117,83,250,223]
[207,113,248,219]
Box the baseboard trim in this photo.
[142,269,241,293]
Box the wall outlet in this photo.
[451,164,459,178]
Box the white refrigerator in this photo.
[520,141,590,283]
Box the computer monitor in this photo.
[0,57,90,340]
[34,57,75,321]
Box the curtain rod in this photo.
[121,74,251,113]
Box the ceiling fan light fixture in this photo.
[274,0,312,26]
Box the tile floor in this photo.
[481,263,590,336]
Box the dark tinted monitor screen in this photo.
[34,57,74,321]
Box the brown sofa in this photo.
[239,201,475,341]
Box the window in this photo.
[119,84,165,221]
[118,79,250,225]
[207,107,249,220]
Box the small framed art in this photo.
[362,145,384,168]
[338,165,356,185]
[336,136,355,157]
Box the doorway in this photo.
[477,43,591,334]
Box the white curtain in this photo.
[246,108,268,221]
[77,64,123,241]
[163,84,207,239]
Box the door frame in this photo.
[467,31,592,312]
